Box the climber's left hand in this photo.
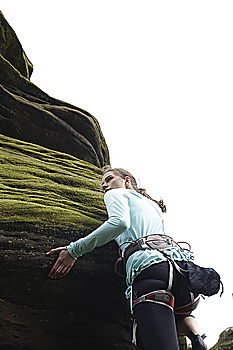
[46,247,76,278]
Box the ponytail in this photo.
[135,187,166,213]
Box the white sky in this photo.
[2,1,233,347]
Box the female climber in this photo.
[47,166,207,350]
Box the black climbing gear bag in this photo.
[184,261,224,297]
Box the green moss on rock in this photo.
[210,327,233,350]
[178,335,188,350]
[0,134,106,235]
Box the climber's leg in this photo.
[134,301,179,350]
[176,315,200,335]
[176,316,207,350]
[132,262,179,350]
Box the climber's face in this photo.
[101,171,129,193]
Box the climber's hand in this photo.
[46,247,76,278]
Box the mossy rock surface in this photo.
[178,335,188,350]
[0,133,106,235]
[0,134,135,349]
[0,11,110,167]
[210,327,233,350]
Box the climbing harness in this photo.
[114,233,191,277]
[117,234,194,346]
[175,294,200,315]
[130,259,174,312]
[132,290,175,310]
[131,288,175,345]
[130,260,201,346]
[115,232,193,345]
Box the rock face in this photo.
[0,12,32,79]
[0,134,133,350]
[0,11,110,168]
[0,12,189,350]
[210,327,233,350]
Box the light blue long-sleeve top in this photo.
[67,188,193,292]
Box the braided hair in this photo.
[102,166,166,213]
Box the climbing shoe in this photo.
[189,332,207,350]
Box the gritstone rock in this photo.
[0,11,110,168]
[209,327,233,350]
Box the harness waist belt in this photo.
[123,234,177,263]
[124,241,146,262]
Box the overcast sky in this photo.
[2,1,233,347]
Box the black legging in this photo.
[132,261,194,350]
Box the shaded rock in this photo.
[179,335,188,350]
[0,134,133,349]
[0,11,33,79]
[0,11,110,168]
[210,327,233,350]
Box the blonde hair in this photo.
[102,166,166,213]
